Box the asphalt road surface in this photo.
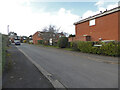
[2,45,54,88]
[16,43,118,88]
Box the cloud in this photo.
[82,1,118,19]
[95,0,105,7]
[0,0,80,36]
[107,3,118,10]
[0,0,118,36]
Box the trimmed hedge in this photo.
[57,37,68,48]
[70,41,120,56]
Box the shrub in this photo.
[29,42,33,44]
[53,42,57,46]
[100,42,118,56]
[77,41,93,53]
[38,40,43,44]
[71,41,119,56]
[70,41,79,51]
[23,40,27,43]
[57,37,68,48]
[91,47,99,54]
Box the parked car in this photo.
[15,42,21,45]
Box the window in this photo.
[89,19,95,26]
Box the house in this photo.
[73,6,120,42]
[28,35,33,43]
[8,32,17,43]
[32,31,65,44]
[33,31,43,44]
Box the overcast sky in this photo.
[0,0,119,36]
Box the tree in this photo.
[57,37,68,48]
[61,31,68,37]
[42,25,60,33]
[41,25,60,45]
[69,34,75,37]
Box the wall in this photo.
[75,11,119,41]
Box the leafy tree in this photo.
[57,37,68,48]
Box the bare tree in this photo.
[61,31,68,37]
[42,26,48,32]
[41,25,61,45]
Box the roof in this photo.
[34,31,64,35]
[74,6,120,25]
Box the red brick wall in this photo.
[69,37,75,42]
[75,11,119,41]
[33,32,42,44]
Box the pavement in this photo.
[2,44,54,88]
[16,43,118,88]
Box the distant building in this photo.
[33,31,43,44]
[33,31,65,44]
[8,32,17,43]
[72,6,120,42]
[28,35,33,43]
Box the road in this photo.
[17,43,118,88]
[2,45,54,88]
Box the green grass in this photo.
[37,44,59,48]
[34,43,75,52]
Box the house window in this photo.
[89,19,95,26]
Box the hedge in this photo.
[57,37,68,48]
[70,41,120,56]
[38,40,43,44]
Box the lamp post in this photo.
[7,25,9,35]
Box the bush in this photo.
[67,42,71,48]
[29,42,33,44]
[70,41,79,51]
[23,40,27,43]
[71,41,120,56]
[100,42,118,56]
[38,40,43,44]
[77,41,93,53]
[57,37,68,48]
[53,42,57,46]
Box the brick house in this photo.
[33,31,43,44]
[33,31,65,44]
[72,6,120,42]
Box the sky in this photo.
[0,0,119,36]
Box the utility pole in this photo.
[7,25,9,35]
